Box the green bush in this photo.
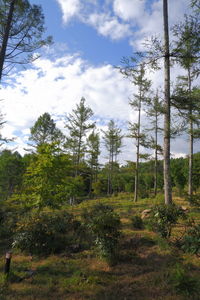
[13,210,82,255]
[182,223,200,255]
[147,204,186,238]
[170,263,199,297]
[131,215,144,229]
[82,203,121,265]
[0,205,18,239]
[186,194,200,207]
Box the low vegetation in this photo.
[0,193,200,300]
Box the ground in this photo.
[0,194,200,300]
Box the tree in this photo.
[172,14,200,197]
[0,150,24,200]
[191,0,200,11]
[17,142,83,209]
[87,129,100,195]
[102,119,123,195]
[29,112,64,148]
[163,0,172,205]
[0,0,52,82]
[146,91,163,196]
[65,97,95,176]
[123,64,151,202]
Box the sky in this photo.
[0,0,199,163]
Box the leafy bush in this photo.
[170,263,199,297]
[0,205,18,239]
[82,203,121,265]
[131,215,144,229]
[182,223,200,255]
[186,194,200,207]
[147,204,186,238]
[13,210,82,255]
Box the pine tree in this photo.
[172,14,200,197]
[125,64,151,202]
[87,129,100,195]
[146,91,163,196]
[0,0,52,82]
[65,97,95,176]
[102,120,123,195]
[29,112,64,148]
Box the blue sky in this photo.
[1,0,199,162]
[30,0,134,66]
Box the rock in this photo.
[141,209,151,219]
[181,206,189,212]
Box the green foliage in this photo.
[0,203,18,238]
[0,150,25,200]
[13,210,82,255]
[29,112,64,147]
[182,223,200,255]
[65,97,95,175]
[0,0,52,79]
[171,158,187,195]
[147,204,186,238]
[17,143,84,209]
[186,193,200,206]
[131,215,144,229]
[169,263,199,297]
[82,203,121,265]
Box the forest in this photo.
[0,0,200,299]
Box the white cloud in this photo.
[0,52,135,161]
[56,0,81,23]
[55,0,192,46]
[87,13,131,40]
[113,0,145,21]
[1,50,199,162]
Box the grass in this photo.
[0,193,200,299]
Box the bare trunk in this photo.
[163,0,172,205]
[188,68,193,197]
[154,108,158,197]
[0,0,16,82]
[134,92,141,202]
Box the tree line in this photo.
[0,0,199,207]
[0,98,200,209]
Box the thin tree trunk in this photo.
[163,0,172,205]
[134,91,141,202]
[188,68,193,197]
[154,105,158,197]
[0,0,16,82]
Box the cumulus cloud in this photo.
[56,0,81,23]
[1,50,198,162]
[113,0,145,21]
[87,13,131,40]
[0,52,135,159]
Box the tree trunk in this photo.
[188,68,193,197]
[0,0,16,82]
[134,91,141,202]
[163,0,172,205]
[154,105,158,197]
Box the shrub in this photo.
[147,204,186,238]
[0,205,18,239]
[182,223,200,256]
[170,263,199,297]
[186,194,200,207]
[131,215,144,229]
[82,203,121,265]
[13,210,82,255]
